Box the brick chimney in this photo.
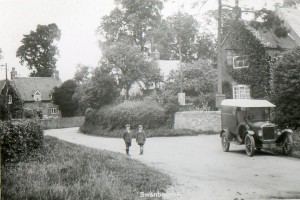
[10,67,17,79]
[52,70,59,80]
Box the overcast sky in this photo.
[0,0,282,81]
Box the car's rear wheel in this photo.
[282,134,293,155]
[221,133,230,152]
[245,134,255,157]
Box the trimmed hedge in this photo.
[82,100,167,132]
[0,119,44,164]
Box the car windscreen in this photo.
[246,107,270,121]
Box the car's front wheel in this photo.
[282,134,293,155]
[221,133,230,152]
[245,134,255,157]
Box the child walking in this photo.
[123,124,132,155]
[136,125,146,155]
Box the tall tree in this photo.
[195,33,217,62]
[100,0,163,52]
[166,59,217,96]
[250,8,289,38]
[74,64,91,84]
[101,38,161,99]
[73,67,119,110]
[52,80,78,117]
[205,6,289,39]
[16,23,61,77]
[153,12,200,63]
[164,59,217,109]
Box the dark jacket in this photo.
[136,130,146,144]
[123,130,132,143]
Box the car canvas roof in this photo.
[221,99,276,108]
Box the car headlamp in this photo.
[258,130,263,137]
[276,129,282,136]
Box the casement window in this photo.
[233,85,251,99]
[34,91,42,101]
[50,108,58,114]
[8,95,12,104]
[233,55,249,69]
[227,50,249,69]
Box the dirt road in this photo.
[45,128,300,200]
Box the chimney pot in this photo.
[11,67,17,79]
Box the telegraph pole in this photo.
[217,0,222,95]
[5,63,9,120]
[176,0,185,105]
[216,0,225,109]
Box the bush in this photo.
[23,108,34,118]
[0,119,44,164]
[82,100,167,131]
[272,48,300,128]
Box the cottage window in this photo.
[233,55,249,69]
[233,85,251,99]
[34,91,42,101]
[8,95,12,104]
[50,108,57,114]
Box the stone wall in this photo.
[174,111,221,132]
[41,116,85,129]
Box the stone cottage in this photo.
[220,6,299,99]
[6,68,62,118]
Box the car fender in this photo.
[236,123,250,142]
[282,128,293,134]
[275,129,293,143]
[220,128,230,138]
[246,130,255,136]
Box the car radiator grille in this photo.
[263,126,275,140]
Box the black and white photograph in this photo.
[0,0,300,199]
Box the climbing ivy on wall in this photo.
[8,84,23,119]
[226,21,272,99]
[1,83,23,120]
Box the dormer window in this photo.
[233,55,249,69]
[8,95,12,104]
[34,91,42,101]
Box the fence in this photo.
[41,116,85,129]
[174,111,221,132]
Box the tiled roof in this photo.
[157,60,180,80]
[246,25,297,50]
[11,77,62,101]
[278,7,300,46]
[0,80,6,92]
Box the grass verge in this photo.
[2,136,172,200]
[80,125,218,138]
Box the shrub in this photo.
[23,108,34,118]
[272,48,300,128]
[0,119,44,164]
[82,100,167,131]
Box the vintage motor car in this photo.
[220,99,293,157]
